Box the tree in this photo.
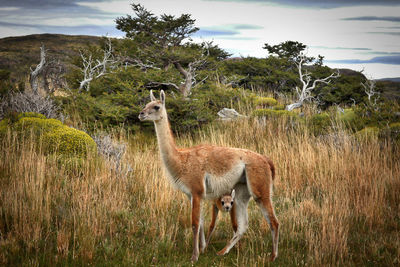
[263,41,307,62]
[286,52,340,111]
[116,3,220,97]
[361,78,380,105]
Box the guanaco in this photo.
[139,90,279,262]
[206,189,237,248]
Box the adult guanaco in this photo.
[138,90,279,262]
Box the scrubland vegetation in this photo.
[1,109,399,266]
[1,2,400,266]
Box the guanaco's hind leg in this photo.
[246,164,280,261]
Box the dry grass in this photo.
[0,116,399,266]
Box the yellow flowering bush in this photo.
[0,112,96,157]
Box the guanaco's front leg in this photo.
[206,204,219,248]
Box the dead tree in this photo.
[79,37,117,92]
[361,78,379,104]
[286,53,340,111]
[30,44,46,94]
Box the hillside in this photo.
[0,34,399,102]
[0,34,102,82]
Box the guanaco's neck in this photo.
[154,110,179,166]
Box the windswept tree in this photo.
[115,3,228,97]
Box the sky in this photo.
[0,0,399,79]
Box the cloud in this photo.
[311,46,372,51]
[367,32,400,36]
[327,55,400,65]
[195,29,238,37]
[0,21,123,37]
[342,16,400,22]
[195,24,262,37]
[204,0,400,9]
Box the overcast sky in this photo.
[0,0,399,78]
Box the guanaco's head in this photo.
[138,90,166,122]
[220,189,235,212]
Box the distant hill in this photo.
[0,33,102,82]
[377,77,400,83]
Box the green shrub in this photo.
[14,117,63,136]
[254,97,278,107]
[273,104,286,110]
[45,127,96,156]
[355,127,379,141]
[309,113,331,136]
[338,108,364,131]
[17,112,47,120]
[2,113,96,157]
[252,109,297,118]
[380,122,400,144]
[0,118,9,136]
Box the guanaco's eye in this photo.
[154,106,160,111]
[221,201,225,205]
[231,201,234,205]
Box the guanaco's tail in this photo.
[267,158,275,181]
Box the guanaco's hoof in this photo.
[216,249,226,256]
[270,253,277,262]
[191,254,199,262]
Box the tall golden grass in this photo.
[0,116,399,266]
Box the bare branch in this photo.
[30,44,46,94]
[286,52,340,111]
[79,37,118,92]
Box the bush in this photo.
[309,113,331,136]
[380,122,400,144]
[252,109,297,118]
[1,112,96,157]
[45,127,96,156]
[17,112,47,120]
[355,127,379,141]
[338,108,364,131]
[273,104,286,110]
[254,97,278,108]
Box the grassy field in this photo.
[0,116,399,266]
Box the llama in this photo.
[138,90,279,262]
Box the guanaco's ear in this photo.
[160,90,165,105]
[150,90,157,101]
[231,189,235,199]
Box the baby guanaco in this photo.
[206,189,238,247]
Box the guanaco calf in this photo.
[206,189,237,247]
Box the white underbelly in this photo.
[204,162,245,199]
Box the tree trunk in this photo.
[286,102,302,111]
[174,62,192,97]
